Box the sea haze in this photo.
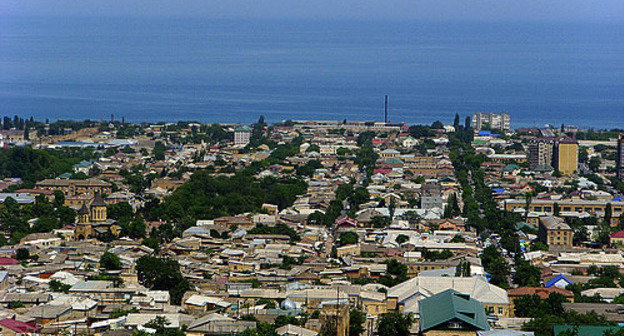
[0,17,623,127]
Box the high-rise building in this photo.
[528,137,578,175]
[471,112,510,131]
[528,138,555,170]
[617,135,624,181]
[234,125,252,146]
[553,138,579,176]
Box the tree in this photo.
[455,261,471,277]
[16,248,30,261]
[371,216,391,228]
[153,141,166,161]
[589,156,601,171]
[388,197,396,219]
[53,190,65,208]
[377,312,413,336]
[605,203,613,225]
[338,231,358,247]
[453,113,460,128]
[136,256,192,305]
[49,279,71,293]
[514,260,542,287]
[142,237,161,253]
[480,245,510,288]
[395,234,409,245]
[100,251,122,270]
[349,309,366,336]
[306,211,324,226]
[107,202,134,220]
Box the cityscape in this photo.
[0,113,623,336]
[2,1,624,336]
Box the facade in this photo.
[538,216,573,248]
[234,125,252,146]
[419,289,490,336]
[528,138,554,170]
[617,135,624,181]
[503,198,624,227]
[553,138,578,176]
[528,137,578,175]
[75,193,119,240]
[35,178,112,197]
[471,112,510,131]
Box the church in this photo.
[75,193,120,240]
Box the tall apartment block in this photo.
[471,112,510,131]
[529,137,578,176]
[617,135,624,181]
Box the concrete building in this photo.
[538,216,573,248]
[234,125,252,146]
[617,135,624,181]
[553,138,578,176]
[471,112,510,131]
[35,178,112,197]
[528,138,554,170]
[528,137,578,175]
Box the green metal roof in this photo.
[553,325,618,336]
[503,164,520,172]
[234,125,252,132]
[419,289,490,332]
[385,158,404,165]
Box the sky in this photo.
[2,0,624,22]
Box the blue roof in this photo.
[492,188,506,194]
[545,274,573,287]
[613,196,624,202]
[478,130,491,136]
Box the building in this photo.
[387,276,511,318]
[472,112,510,131]
[75,193,119,240]
[528,137,578,175]
[528,138,554,170]
[538,216,573,248]
[234,125,252,146]
[553,137,578,176]
[617,135,624,181]
[419,289,490,336]
[609,230,624,246]
[503,198,624,226]
[35,178,112,197]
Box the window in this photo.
[498,307,503,314]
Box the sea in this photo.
[1,17,623,128]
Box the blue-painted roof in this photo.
[545,274,573,287]
[492,188,506,194]
[613,196,624,202]
[478,130,491,136]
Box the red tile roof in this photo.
[507,286,573,299]
[0,319,40,333]
[0,258,18,265]
[610,231,624,238]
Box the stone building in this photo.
[75,193,119,240]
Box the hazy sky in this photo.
[2,0,623,22]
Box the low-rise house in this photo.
[538,216,573,248]
[388,276,511,317]
[419,289,490,336]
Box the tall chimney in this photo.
[384,95,388,124]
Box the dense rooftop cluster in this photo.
[0,115,623,336]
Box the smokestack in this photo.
[384,95,388,124]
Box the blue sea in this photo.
[1,17,623,128]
